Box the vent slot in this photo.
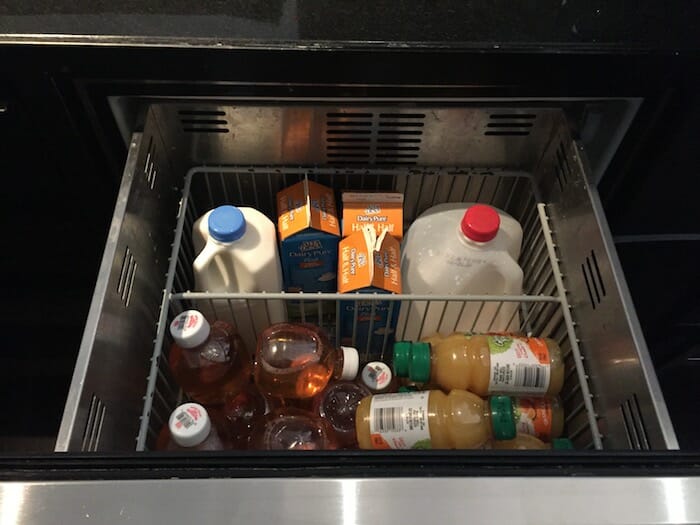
[81,394,106,452]
[484,113,536,136]
[143,136,158,190]
[582,249,606,309]
[325,111,424,165]
[117,247,137,307]
[179,109,230,133]
[555,141,573,191]
[620,394,650,450]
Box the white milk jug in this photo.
[398,203,523,340]
[192,205,286,351]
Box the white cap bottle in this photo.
[168,403,213,448]
[169,310,211,349]
[360,361,395,393]
[340,346,360,380]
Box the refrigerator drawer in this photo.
[56,104,676,452]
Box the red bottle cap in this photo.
[460,205,500,242]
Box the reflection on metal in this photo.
[539,126,678,450]
[1,477,700,525]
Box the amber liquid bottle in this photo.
[168,310,251,405]
[254,323,359,399]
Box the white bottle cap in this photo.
[169,310,211,349]
[168,403,211,448]
[340,346,360,380]
[361,361,393,391]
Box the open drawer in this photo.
[56,103,677,452]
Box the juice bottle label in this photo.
[368,392,431,449]
[513,396,553,441]
[487,336,551,394]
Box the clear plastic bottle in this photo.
[255,323,359,399]
[221,384,273,449]
[312,381,371,448]
[398,203,524,339]
[393,334,564,397]
[252,408,339,450]
[156,403,224,451]
[355,390,517,450]
[169,310,251,405]
[359,361,397,394]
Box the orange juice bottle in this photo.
[393,334,564,397]
[491,435,574,450]
[355,390,517,450]
[255,323,359,399]
[490,433,549,450]
[512,396,564,441]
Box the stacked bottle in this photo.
[353,334,569,450]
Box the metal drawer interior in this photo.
[56,103,677,452]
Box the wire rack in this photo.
[136,166,601,451]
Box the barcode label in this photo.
[514,364,547,389]
[368,392,430,449]
[176,411,195,429]
[373,407,404,432]
[488,336,551,394]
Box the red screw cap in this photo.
[460,204,500,242]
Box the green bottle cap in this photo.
[489,396,516,440]
[408,342,431,383]
[552,438,574,450]
[398,385,418,393]
[393,342,412,377]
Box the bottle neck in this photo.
[457,224,492,249]
[332,347,345,380]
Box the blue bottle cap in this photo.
[208,205,246,243]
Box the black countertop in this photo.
[0,0,698,51]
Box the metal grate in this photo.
[484,113,536,136]
[554,141,573,191]
[136,165,600,451]
[178,109,230,134]
[81,394,106,452]
[325,112,425,165]
[117,246,137,307]
[582,249,607,310]
[143,136,158,190]
[620,394,651,450]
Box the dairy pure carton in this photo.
[338,226,401,361]
[277,177,340,320]
[341,192,404,239]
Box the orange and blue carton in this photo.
[338,225,401,360]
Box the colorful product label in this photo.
[277,177,340,308]
[368,392,431,449]
[339,294,398,362]
[277,177,340,240]
[341,192,404,239]
[338,227,401,294]
[487,336,551,394]
[280,231,339,294]
[513,397,553,441]
[338,226,401,361]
